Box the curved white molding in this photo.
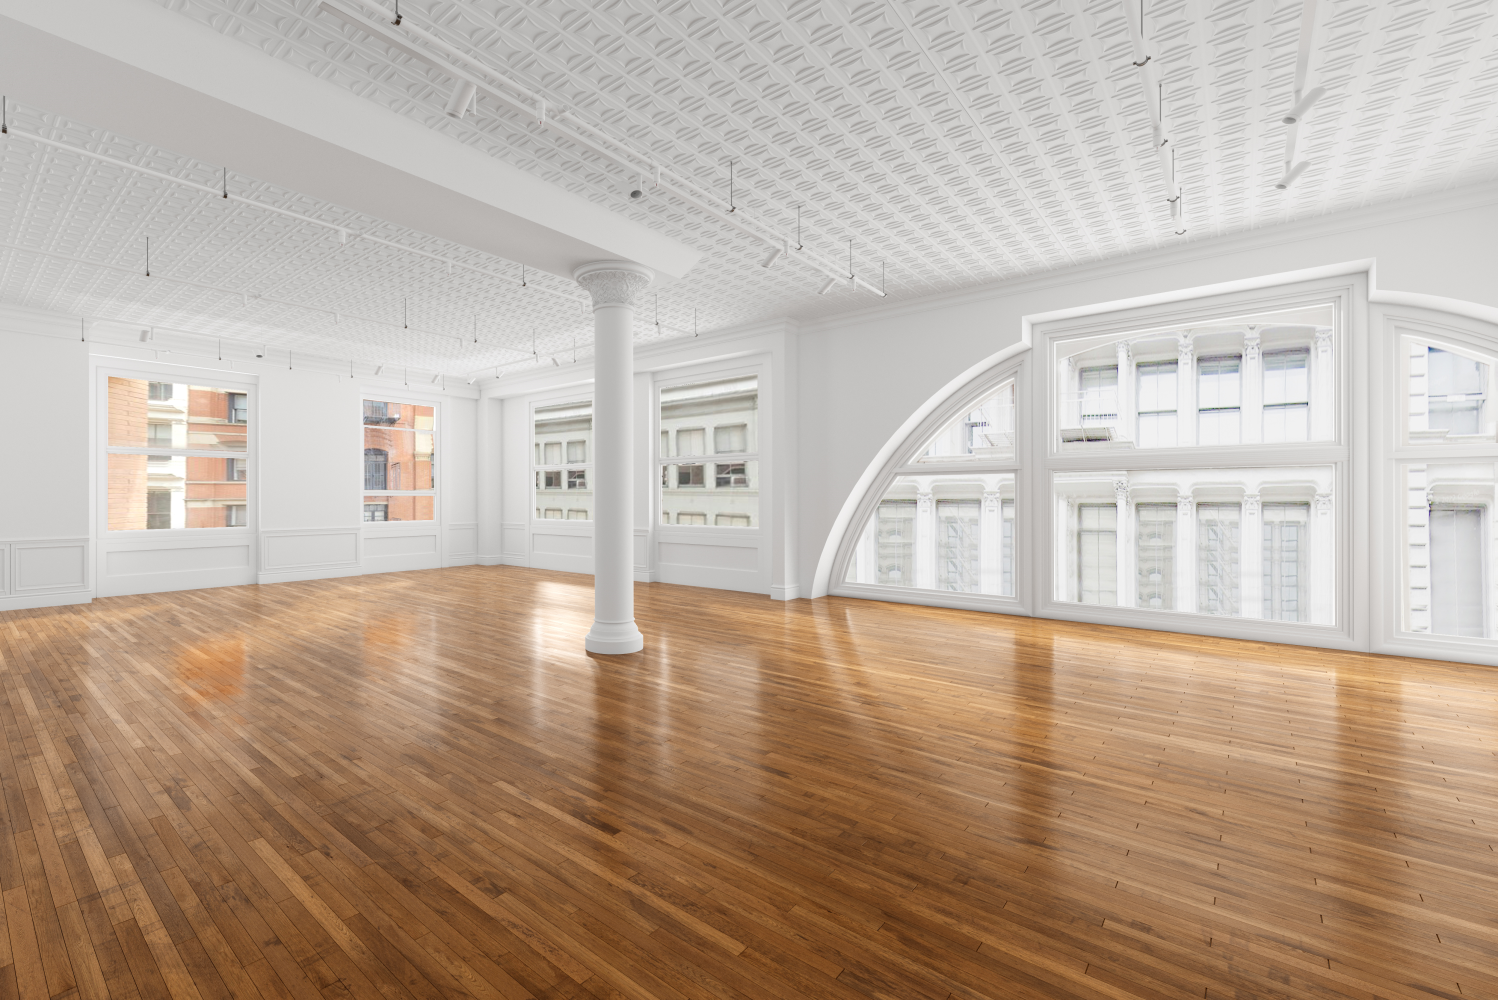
[810,337,1031,598]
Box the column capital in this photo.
[1314,492,1333,516]
[573,260,654,309]
[1243,492,1261,516]
[1243,328,1261,363]
[1177,495,1196,516]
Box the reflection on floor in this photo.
[1,565,1494,1000]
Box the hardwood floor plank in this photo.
[3,567,1498,1000]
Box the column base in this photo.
[584,621,644,655]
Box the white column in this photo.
[980,484,1002,595]
[1241,493,1263,618]
[1241,330,1263,445]
[1311,491,1335,625]
[1115,341,1135,444]
[1177,338,1197,447]
[1176,496,1197,613]
[1312,328,1335,441]
[915,488,936,590]
[574,260,653,654]
[1115,480,1134,608]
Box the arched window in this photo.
[364,448,388,491]
[834,363,1023,607]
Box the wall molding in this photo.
[258,527,360,583]
[0,537,92,611]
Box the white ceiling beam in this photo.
[0,0,701,281]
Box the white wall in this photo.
[0,313,90,611]
[0,305,481,605]
[798,181,1498,598]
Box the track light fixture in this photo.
[445,79,477,119]
[818,278,837,295]
[1281,86,1326,125]
[431,373,441,384]
[138,328,152,343]
[1275,161,1309,190]
[375,364,385,375]
[760,244,783,268]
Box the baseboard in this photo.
[476,554,507,566]
[634,570,654,583]
[499,554,530,567]
[444,555,479,568]
[770,584,802,602]
[0,590,93,613]
[257,566,366,585]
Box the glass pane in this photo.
[845,475,1015,596]
[1263,503,1310,622]
[1408,342,1491,442]
[1056,303,1334,449]
[659,376,760,528]
[108,378,247,451]
[662,460,758,527]
[1263,404,1308,443]
[920,380,1016,463]
[535,402,593,478]
[364,400,434,429]
[1400,462,1493,637]
[1055,468,1333,623]
[362,495,433,521]
[1136,503,1175,610]
[108,453,248,530]
[1197,503,1241,616]
[362,427,434,490]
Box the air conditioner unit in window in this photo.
[1060,427,1115,443]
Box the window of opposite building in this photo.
[105,376,252,531]
[659,375,759,528]
[363,398,436,522]
[533,399,592,522]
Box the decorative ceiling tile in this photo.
[0,0,1494,376]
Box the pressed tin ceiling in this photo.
[1,0,1496,375]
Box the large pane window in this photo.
[845,475,1016,596]
[1400,462,1494,638]
[364,399,436,521]
[1054,469,1334,624]
[659,376,758,528]
[847,372,1021,597]
[534,401,592,522]
[1055,303,1334,451]
[106,378,250,530]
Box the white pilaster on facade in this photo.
[915,488,936,590]
[1312,328,1336,440]
[574,260,653,655]
[1177,337,1197,447]
[1312,491,1335,626]
[1176,495,1197,613]
[1115,341,1135,444]
[980,486,1003,595]
[1407,343,1429,434]
[1115,480,1134,608]
[1241,329,1263,445]
[1240,493,1263,618]
[1406,467,1430,631]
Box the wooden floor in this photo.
[1,567,1496,1000]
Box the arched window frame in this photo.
[1373,304,1498,664]
[828,354,1031,614]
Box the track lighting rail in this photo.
[318,0,886,297]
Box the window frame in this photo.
[100,367,256,536]
[530,395,594,527]
[830,357,1027,612]
[1038,274,1364,648]
[654,368,764,535]
[360,393,440,526]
